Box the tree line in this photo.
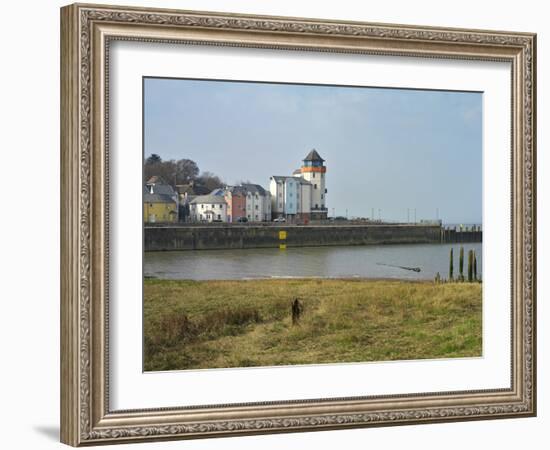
[144,154,224,191]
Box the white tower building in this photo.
[300,149,327,220]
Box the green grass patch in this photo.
[144,278,482,371]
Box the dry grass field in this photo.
[143,278,482,371]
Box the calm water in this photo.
[144,243,483,281]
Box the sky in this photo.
[144,77,482,224]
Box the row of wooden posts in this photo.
[435,247,479,283]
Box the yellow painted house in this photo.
[144,188,178,223]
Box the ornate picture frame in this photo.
[60,3,536,446]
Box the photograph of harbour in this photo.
[143,77,483,372]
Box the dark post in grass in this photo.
[449,248,454,281]
[473,251,478,281]
[468,249,473,282]
[459,246,464,281]
[292,298,304,325]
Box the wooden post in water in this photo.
[468,249,473,282]
[459,247,464,281]
[449,248,454,281]
[473,251,478,281]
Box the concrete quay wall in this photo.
[144,224,449,252]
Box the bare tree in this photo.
[197,171,224,191]
[176,159,199,184]
[143,154,223,191]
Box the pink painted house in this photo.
[225,186,247,222]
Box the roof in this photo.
[303,149,325,162]
[190,194,227,205]
[271,176,311,185]
[226,185,247,195]
[210,188,226,196]
[175,184,194,195]
[175,183,210,195]
[146,175,167,185]
[192,185,211,195]
[150,184,176,196]
[241,183,268,196]
[144,193,176,204]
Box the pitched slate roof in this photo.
[210,188,226,196]
[303,149,325,162]
[190,194,227,205]
[146,175,167,185]
[226,185,247,195]
[144,193,176,204]
[241,183,268,196]
[150,184,176,197]
[175,184,194,195]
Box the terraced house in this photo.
[143,186,178,223]
[189,194,228,222]
[241,183,271,222]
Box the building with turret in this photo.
[300,149,327,219]
[269,149,328,223]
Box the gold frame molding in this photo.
[60,3,536,446]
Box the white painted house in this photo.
[189,194,228,222]
[241,183,272,222]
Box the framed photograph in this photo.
[60,3,536,446]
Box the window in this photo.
[321,194,324,199]
[201,204,204,209]
[255,205,258,210]
[314,184,317,189]
[217,214,221,220]
[289,192,293,197]
[313,172,316,178]
[279,193,282,197]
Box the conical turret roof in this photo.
[303,149,325,162]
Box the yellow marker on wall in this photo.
[279,230,287,249]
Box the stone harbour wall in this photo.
[144,224,455,252]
